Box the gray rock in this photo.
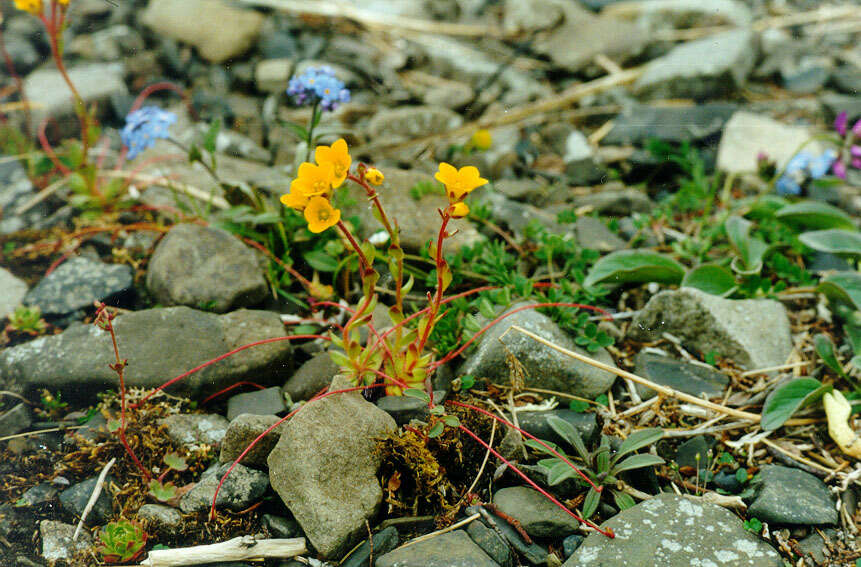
[40,520,93,563]
[0,403,31,437]
[467,520,515,567]
[220,414,286,469]
[24,256,132,317]
[503,0,563,34]
[674,436,712,471]
[516,410,599,447]
[423,81,474,110]
[262,514,302,538]
[137,503,183,530]
[783,62,831,94]
[376,530,499,567]
[533,1,646,72]
[634,29,757,100]
[179,462,269,514]
[376,390,447,426]
[146,224,267,313]
[717,111,821,174]
[342,168,482,253]
[747,465,838,525]
[576,216,627,252]
[0,159,47,235]
[142,0,264,63]
[822,94,861,124]
[477,190,560,239]
[603,103,738,145]
[634,352,729,400]
[255,58,293,93]
[564,493,783,567]
[226,387,286,421]
[0,32,39,75]
[160,413,229,447]
[268,379,397,558]
[368,105,462,144]
[562,534,584,558]
[283,352,339,402]
[796,528,837,564]
[0,307,293,400]
[0,267,28,318]
[18,483,58,507]
[493,487,578,538]
[68,25,145,61]
[833,65,861,95]
[341,525,399,567]
[459,303,617,399]
[570,187,654,216]
[23,63,127,137]
[59,476,114,526]
[627,288,792,370]
[467,505,548,565]
[564,131,606,185]
[603,0,752,30]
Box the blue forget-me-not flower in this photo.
[775,149,837,196]
[287,66,350,112]
[121,106,177,160]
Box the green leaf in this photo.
[546,461,579,485]
[735,468,749,484]
[441,415,460,428]
[612,490,636,511]
[582,487,601,519]
[682,264,736,296]
[148,479,177,502]
[547,415,590,461]
[203,118,222,154]
[303,250,340,272]
[427,422,445,438]
[611,453,664,474]
[612,428,663,464]
[761,378,832,430]
[583,250,685,290]
[776,201,856,231]
[725,216,768,273]
[817,272,861,311]
[403,388,431,404]
[163,452,188,472]
[525,439,560,456]
[799,229,861,258]
[283,121,308,141]
[813,333,845,377]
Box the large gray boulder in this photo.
[0,307,292,400]
[459,303,618,398]
[627,288,792,370]
[564,493,783,567]
[24,256,133,317]
[268,378,396,558]
[146,223,267,313]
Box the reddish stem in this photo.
[458,424,614,538]
[0,26,31,135]
[37,118,72,176]
[200,381,267,405]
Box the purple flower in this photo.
[287,66,350,112]
[835,111,848,137]
[121,106,177,160]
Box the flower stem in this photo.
[305,101,320,162]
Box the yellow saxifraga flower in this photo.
[314,138,351,188]
[450,201,469,218]
[364,167,384,186]
[14,0,42,14]
[434,163,488,204]
[280,161,335,211]
[304,196,341,233]
[469,129,492,151]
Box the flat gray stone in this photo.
[459,302,617,398]
[0,267,28,318]
[282,351,339,402]
[747,465,838,525]
[179,462,269,514]
[564,493,783,567]
[220,413,286,469]
[467,520,515,567]
[627,288,792,370]
[368,105,462,144]
[0,403,31,437]
[137,503,183,530]
[24,256,132,317]
[160,413,229,447]
[59,476,114,526]
[570,187,654,216]
[634,29,757,99]
[40,520,93,563]
[493,487,578,538]
[226,386,285,421]
[0,307,293,400]
[341,525,399,567]
[717,111,821,174]
[376,530,499,567]
[603,103,738,145]
[634,352,729,400]
[268,379,397,558]
[576,216,627,252]
[146,223,267,313]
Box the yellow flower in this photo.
[450,201,469,218]
[295,161,335,196]
[57,0,70,4]
[314,138,351,188]
[364,167,384,186]
[304,196,341,233]
[434,163,487,203]
[469,129,492,151]
[14,0,41,14]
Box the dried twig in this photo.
[389,513,480,552]
[139,536,306,566]
[73,457,115,541]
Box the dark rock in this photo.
[674,436,713,471]
[137,504,182,531]
[17,483,58,507]
[783,64,830,94]
[832,65,861,94]
[220,414,286,469]
[23,256,133,317]
[179,462,269,514]
[226,387,286,421]
[562,534,584,558]
[570,187,654,216]
[493,486,578,538]
[160,413,229,447]
[262,514,302,539]
[0,403,32,437]
[376,391,447,426]
[376,530,499,567]
[467,519,515,567]
[634,352,729,400]
[796,528,837,564]
[283,352,339,402]
[466,506,548,566]
[747,465,838,525]
[712,469,744,494]
[603,103,737,145]
[516,410,599,447]
[146,223,268,313]
[40,520,93,564]
[59,476,114,526]
[0,307,293,401]
[340,525,399,567]
[564,494,782,567]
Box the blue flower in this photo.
[775,149,837,196]
[121,106,177,160]
[287,66,350,112]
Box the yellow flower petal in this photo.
[364,167,384,185]
[304,196,341,233]
[14,0,42,13]
[450,201,469,218]
[315,138,351,188]
[294,161,335,197]
[470,129,492,151]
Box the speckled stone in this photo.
[40,520,93,563]
[564,493,783,567]
[160,413,229,447]
[179,462,269,514]
[376,530,499,567]
[493,487,579,538]
[747,465,838,525]
[24,256,132,316]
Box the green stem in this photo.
[305,101,320,162]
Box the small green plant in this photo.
[743,517,763,534]
[6,305,48,335]
[527,416,664,519]
[147,452,188,503]
[38,389,68,419]
[97,519,148,563]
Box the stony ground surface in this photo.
[0,0,860,566]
